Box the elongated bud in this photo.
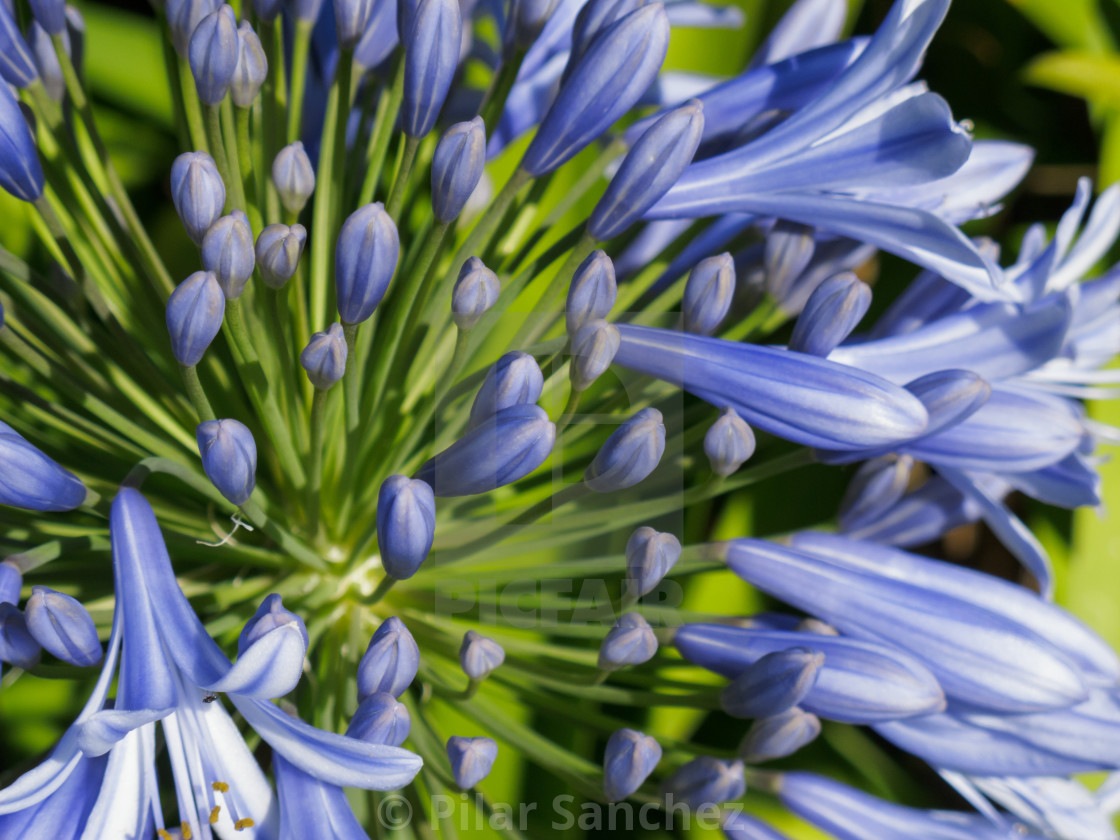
[196,418,257,505]
[838,455,914,532]
[570,319,619,392]
[28,0,65,35]
[566,250,616,334]
[0,84,44,201]
[167,270,225,366]
[521,4,669,175]
[336,202,400,324]
[272,142,316,215]
[189,5,240,105]
[432,117,486,223]
[300,323,348,390]
[625,526,681,599]
[452,256,500,329]
[446,736,497,789]
[201,210,255,299]
[511,0,561,47]
[238,593,310,654]
[584,408,665,492]
[28,21,65,101]
[740,707,821,762]
[0,2,39,88]
[286,0,325,22]
[377,476,436,580]
[599,612,657,670]
[170,151,226,245]
[401,0,462,138]
[336,0,379,48]
[683,253,735,335]
[704,407,755,476]
[355,0,399,69]
[904,369,991,438]
[0,603,40,669]
[167,0,220,55]
[256,223,307,288]
[789,272,871,357]
[567,0,641,70]
[660,757,745,809]
[24,586,102,667]
[460,629,505,679]
[589,100,704,241]
[230,21,267,107]
[347,692,411,746]
[0,562,21,605]
[358,617,419,698]
[417,404,555,496]
[721,648,824,719]
[603,729,662,802]
[469,352,544,428]
[765,221,815,301]
[0,421,86,512]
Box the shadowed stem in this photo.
[306,387,329,539]
[386,134,421,221]
[286,20,314,143]
[180,364,216,421]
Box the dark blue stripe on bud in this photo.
[401,0,461,138]
[703,407,755,476]
[196,418,257,505]
[0,2,39,88]
[788,271,871,356]
[460,629,505,679]
[358,617,419,698]
[201,210,255,299]
[624,526,681,599]
[335,202,399,324]
[256,223,307,288]
[603,728,661,802]
[566,250,616,334]
[451,256,500,330]
[0,421,86,512]
[347,692,412,746]
[167,270,225,366]
[272,142,316,215]
[584,408,665,492]
[230,21,267,108]
[300,323,348,389]
[25,586,102,667]
[171,151,226,245]
[683,253,735,335]
[166,0,220,56]
[432,117,486,223]
[659,757,744,810]
[377,475,436,580]
[740,707,821,763]
[0,83,45,202]
[599,612,657,669]
[468,352,544,429]
[721,647,824,719]
[446,736,498,789]
[189,5,240,105]
[569,319,619,392]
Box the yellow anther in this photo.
[182,823,193,840]
[212,781,230,793]
[210,806,221,824]
[234,818,256,830]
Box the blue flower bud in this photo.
[28,0,65,35]
[0,420,86,511]
[589,100,704,241]
[704,407,755,477]
[567,0,641,69]
[625,526,680,599]
[432,117,486,223]
[603,728,661,802]
[230,21,267,108]
[452,256,500,330]
[355,0,399,69]
[335,202,399,324]
[401,0,461,138]
[167,0,220,56]
[0,2,38,88]
[459,629,505,679]
[170,151,226,245]
[570,319,619,392]
[256,223,307,288]
[238,593,310,655]
[566,250,616,334]
[660,757,745,809]
[838,455,914,533]
[0,561,21,605]
[683,253,735,336]
[446,736,497,789]
[789,272,872,357]
[510,0,561,48]
[286,0,324,22]
[584,408,665,493]
[196,418,257,505]
[417,404,555,496]
[272,141,316,215]
[189,5,240,105]
[24,586,102,667]
[721,647,824,719]
[903,368,992,439]
[765,221,815,302]
[0,83,44,201]
[201,210,255,299]
[521,4,669,176]
[252,0,283,23]
[358,616,419,698]
[377,475,436,580]
[347,692,411,746]
[300,323,348,389]
[28,21,65,101]
[468,351,544,428]
[167,270,225,366]
[599,612,657,670]
[335,0,380,48]
[0,603,40,669]
[740,707,821,763]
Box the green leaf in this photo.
[1007,0,1115,51]
[1024,50,1120,109]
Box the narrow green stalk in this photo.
[478,49,526,132]
[306,387,329,539]
[240,497,327,570]
[235,106,258,217]
[158,20,191,150]
[366,574,397,606]
[342,321,361,434]
[330,48,355,218]
[510,228,598,349]
[260,18,286,223]
[181,364,216,421]
[385,134,421,221]
[359,56,405,205]
[204,102,236,208]
[286,20,314,143]
[178,55,210,152]
[555,387,581,433]
[307,70,344,334]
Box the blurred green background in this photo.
[1,0,1119,836]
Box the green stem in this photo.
[240,497,327,570]
[181,363,216,421]
[234,105,260,227]
[306,387,328,539]
[286,20,314,143]
[204,102,237,211]
[366,574,397,606]
[385,134,420,221]
[478,49,525,132]
[178,55,210,152]
[555,387,581,433]
[359,56,405,205]
[510,228,598,349]
[342,321,361,434]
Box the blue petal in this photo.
[750,0,846,66]
[274,754,369,840]
[207,618,307,698]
